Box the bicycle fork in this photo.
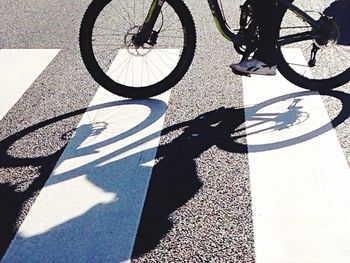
[132,0,165,47]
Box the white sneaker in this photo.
[230,59,277,76]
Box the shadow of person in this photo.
[132,107,246,257]
[324,0,350,45]
[131,96,311,257]
[133,90,350,258]
[6,150,157,262]
[2,90,349,262]
[3,106,247,263]
[6,98,309,260]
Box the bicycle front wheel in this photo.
[277,0,350,91]
[80,0,196,98]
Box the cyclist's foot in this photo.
[230,59,277,76]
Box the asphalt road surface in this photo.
[0,0,349,262]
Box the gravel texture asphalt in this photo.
[0,0,349,261]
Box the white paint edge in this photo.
[0,49,60,120]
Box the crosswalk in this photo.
[0,49,60,120]
[1,49,172,263]
[243,49,350,263]
[0,48,350,262]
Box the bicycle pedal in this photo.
[231,68,251,77]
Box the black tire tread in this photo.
[277,47,350,91]
[79,0,197,98]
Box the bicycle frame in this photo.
[207,0,324,46]
[206,0,241,42]
[276,0,323,45]
[142,0,324,47]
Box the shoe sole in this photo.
[230,65,276,76]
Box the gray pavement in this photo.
[0,0,349,262]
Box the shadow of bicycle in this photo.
[0,89,349,261]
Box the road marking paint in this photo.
[2,49,178,263]
[243,49,350,263]
[0,49,60,120]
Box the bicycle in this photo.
[79,0,350,99]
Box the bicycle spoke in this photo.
[145,54,165,77]
[96,6,129,32]
[94,48,120,68]
[94,25,119,32]
[153,49,174,71]
[143,0,145,20]
[133,0,136,26]
[161,19,181,32]
[141,56,145,87]
[108,54,132,77]
[155,44,183,49]
[92,33,124,37]
[132,55,134,87]
[144,57,151,87]
[160,27,183,32]
[161,3,171,13]
[114,55,132,83]
[162,10,177,25]
[124,56,131,85]
[144,56,159,84]
[153,49,178,63]
[159,35,183,39]
[113,0,134,27]
[92,43,124,47]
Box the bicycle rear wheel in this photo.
[80,0,196,98]
[277,0,350,90]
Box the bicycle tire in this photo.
[276,1,350,91]
[79,0,196,99]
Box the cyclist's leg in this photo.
[253,0,293,66]
[230,0,292,75]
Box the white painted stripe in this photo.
[243,49,350,263]
[3,49,178,263]
[0,49,60,120]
